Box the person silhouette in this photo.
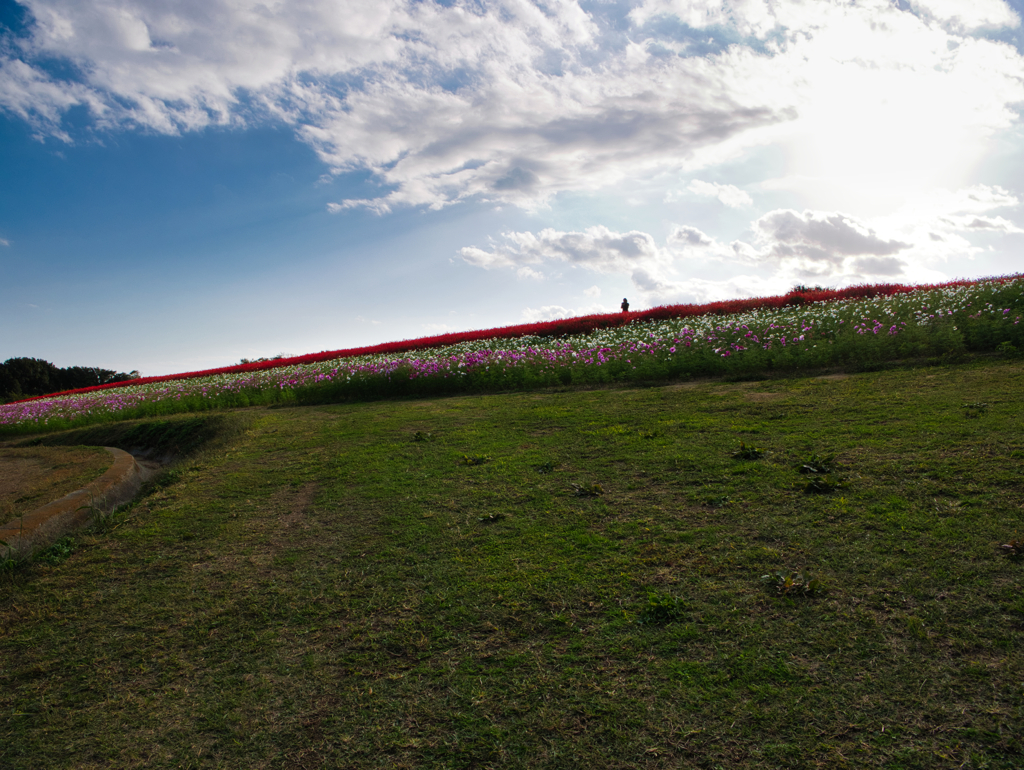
[621,298,630,313]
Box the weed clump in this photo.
[802,476,846,494]
[795,452,839,474]
[999,535,1024,558]
[963,402,989,419]
[637,592,687,625]
[732,441,764,460]
[762,570,822,596]
[35,536,76,566]
[572,482,604,497]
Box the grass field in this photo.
[1,359,1023,768]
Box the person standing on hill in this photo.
[621,298,630,313]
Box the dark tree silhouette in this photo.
[0,358,138,403]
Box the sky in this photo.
[2,0,1024,376]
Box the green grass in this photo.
[2,361,1023,768]
[14,412,254,459]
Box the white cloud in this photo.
[2,0,1023,217]
[420,322,456,334]
[629,0,780,38]
[721,187,1022,281]
[872,184,1024,266]
[463,181,1019,303]
[460,223,784,304]
[0,237,9,247]
[521,300,614,321]
[521,305,575,322]
[668,224,717,249]
[461,225,691,303]
[460,226,671,274]
[687,180,753,208]
[908,0,1019,30]
[752,209,911,262]
[721,208,933,282]
[583,285,601,298]
[516,266,544,280]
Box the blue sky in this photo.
[3,0,1024,376]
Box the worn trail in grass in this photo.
[2,362,1023,768]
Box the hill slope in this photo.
[2,361,1023,768]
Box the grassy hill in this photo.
[2,360,1023,768]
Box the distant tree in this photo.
[0,358,139,403]
[238,354,286,365]
[0,357,57,401]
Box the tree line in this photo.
[1,357,139,403]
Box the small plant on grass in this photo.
[795,452,839,475]
[732,441,765,460]
[413,431,433,442]
[534,461,556,474]
[35,536,76,566]
[636,592,687,625]
[77,496,121,533]
[933,498,963,516]
[762,570,822,596]
[0,538,16,574]
[459,454,491,466]
[999,534,1024,557]
[477,513,506,524]
[802,475,846,494]
[572,482,604,497]
[963,402,989,418]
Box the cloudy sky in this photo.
[3,0,1024,375]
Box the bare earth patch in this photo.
[743,392,785,401]
[0,447,113,524]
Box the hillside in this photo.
[1,360,1022,768]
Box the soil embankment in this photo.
[0,447,160,558]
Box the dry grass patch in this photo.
[0,446,113,523]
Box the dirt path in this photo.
[0,446,114,524]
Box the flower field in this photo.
[2,276,1021,435]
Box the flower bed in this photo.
[2,276,1020,434]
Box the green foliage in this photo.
[571,481,604,497]
[731,441,764,460]
[794,452,838,474]
[636,592,687,625]
[0,357,137,403]
[458,454,491,466]
[20,413,250,458]
[34,536,76,566]
[963,402,989,418]
[4,363,1024,768]
[802,475,846,494]
[0,538,14,574]
[412,430,433,442]
[762,570,822,596]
